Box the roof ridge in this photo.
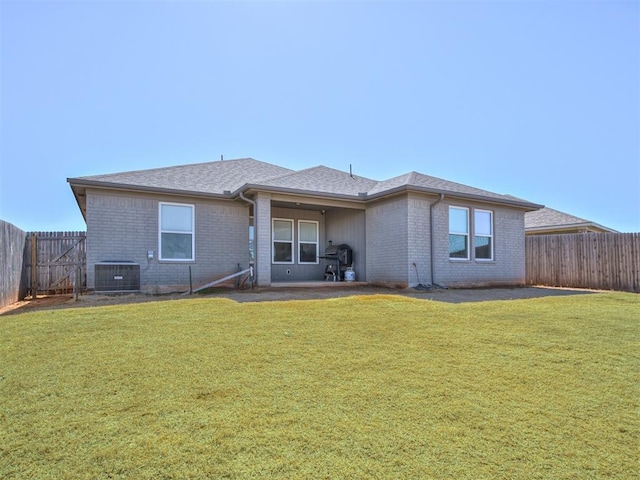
[256,164,318,183]
[260,164,377,182]
[371,170,412,188]
[77,157,266,179]
[311,164,375,179]
[411,171,504,195]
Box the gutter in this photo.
[238,189,255,210]
[67,178,232,201]
[233,183,370,205]
[430,193,447,289]
[367,185,543,211]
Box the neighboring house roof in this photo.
[68,157,543,218]
[525,207,617,234]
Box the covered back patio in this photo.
[248,191,367,287]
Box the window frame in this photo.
[298,220,319,265]
[449,206,470,261]
[474,209,494,261]
[272,218,294,264]
[158,202,195,262]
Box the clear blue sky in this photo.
[1,0,638,233]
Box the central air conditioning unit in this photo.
[94,261,140,292]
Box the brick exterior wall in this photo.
[365,193,435,287]
[365,196,409,286]
[85,188,527,290]
[407,193,432,287]
[86,189,249,292]
[431,200,526,287]
[365,194,526,288]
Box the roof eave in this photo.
[66,178,233,200]
[66,177,543,212]
[68,182,88,222]
[236,184,368,202]
[367,185,543,210]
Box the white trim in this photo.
[449,206,470,261]
[272,218,294,264]
[158,202,195,262]
[298,220,319,264]
[474,209,494,261]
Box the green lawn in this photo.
[1,293,638,479]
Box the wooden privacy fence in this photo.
[0,220,28,308]
[24,231,87,296]
[526,233,640,293]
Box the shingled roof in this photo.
[367,171,523,203]
[525,207,617,233]
[70,158,293,196]
[248,165,379,196]
[68,157,542,211]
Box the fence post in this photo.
[30,232,38,300]
[73,266,79,301]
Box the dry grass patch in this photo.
[1,293,638,479]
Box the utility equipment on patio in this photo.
[320,242,353,281]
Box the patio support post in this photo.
[254,192,272,287]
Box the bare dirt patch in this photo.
[0,285,599,316]
[0,295,75,316]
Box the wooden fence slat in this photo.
[0,220,28,308]
[526,232,640,293]
[2,226,87,306]
[25,231,87,296]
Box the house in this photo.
[525,207,617,235]
[67,158,543,292]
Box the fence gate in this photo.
[25,232,87,295]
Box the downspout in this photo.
[238,190,255,209]
[430,193,447,289]
[238,190,256,285]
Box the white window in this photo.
[298,220,319,264]
[474,209,493,261]
[159,202,194,261]
[273,218,294,263]
[449,206,469,260]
